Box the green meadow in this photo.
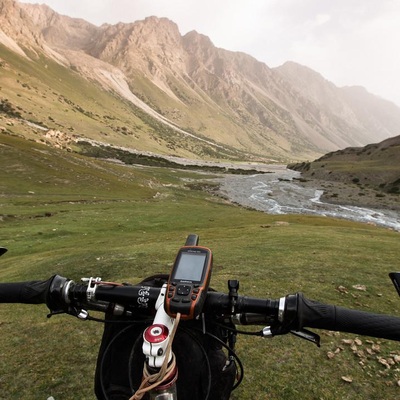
[0,133,399,399]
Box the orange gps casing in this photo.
[165,246,212,320]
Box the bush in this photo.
[0,99,21,117]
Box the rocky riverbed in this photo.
[215,165,400,231]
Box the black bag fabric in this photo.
[94,275,236,400]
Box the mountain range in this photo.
[1,0,400,162]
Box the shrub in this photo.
[0,99,21,117]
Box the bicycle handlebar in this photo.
[0,278,53,304]
[296,295,400,341]
[1,276,400,342]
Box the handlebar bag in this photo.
[94,275,236,400]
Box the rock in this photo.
[341,376,353,383]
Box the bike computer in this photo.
[165,246,212,320]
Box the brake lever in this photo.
[47,310,66,318]
[261,325,320,347]
[389,272,400,297]
[47,306,89,320]
[290,329,320,347]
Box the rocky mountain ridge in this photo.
[1,0,400,161]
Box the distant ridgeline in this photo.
[288,135,400,195]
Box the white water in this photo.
[218,167,400,232]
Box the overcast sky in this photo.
[21,0,400,107]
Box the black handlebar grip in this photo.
[296,294,400,341]
[0,278,53,304]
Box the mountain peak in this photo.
[184,30,215,47]
[2,0,400,161]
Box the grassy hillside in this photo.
[289,136,400,192]
[0,44,243,161]
[288,136,400,209]
[0,133,399,399]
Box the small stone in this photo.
[352,284,367,291]
[341,376,353,383]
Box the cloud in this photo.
[315,14,331,25]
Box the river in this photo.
[216,165,400,232]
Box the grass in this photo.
[1,133,400,399]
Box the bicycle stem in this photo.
[142,284,176,368]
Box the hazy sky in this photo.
[20,0,400,107]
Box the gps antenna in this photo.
[185,234,199,246]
